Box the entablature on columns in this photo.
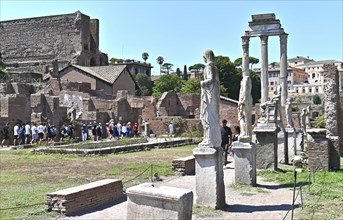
[244,13,286,37]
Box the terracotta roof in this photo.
[72,65,127,84]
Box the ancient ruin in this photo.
[193,49,225,209]
[0,11,108,78]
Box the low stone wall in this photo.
[172,156,195,175]
[126,183,193,220]
[46,179,123,215]
[35,138,195,155]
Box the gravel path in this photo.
[59,160,296,220]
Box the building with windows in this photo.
[254,65,307,97]
[111,59,153,77]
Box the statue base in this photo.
[193,146,225,209]
[232,141,256,186]
[253,125,280,170]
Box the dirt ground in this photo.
[60,160,297,220]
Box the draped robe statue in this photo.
[199,49,221,148]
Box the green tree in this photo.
[152,74,184,98]
[183,65,188,80]
[249,69,261,104]
[188,63,205,71]
[215,56,241,99]
[135,73,152,96]
[312,94,321,105]
[233,56,259,69]
[156,56,164,75]
[109,57,123,64]
[142,52,149,63]
[175,68,182,77]
[249,57,259,69]
[181,78,200,94]
[161,63,174,74]
[233,57,242,67]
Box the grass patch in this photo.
[230,183,269,195]
[192,205,222,218]
[0,144,196,219]
[257,162,343,220]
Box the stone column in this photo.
[193,147,225,209]
[323,64,341,170]
[280,34,288,106]
[242,36,250,78]
[260,35,269,103]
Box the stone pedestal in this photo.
[307,129,329,171]
[232,141,256,186]
[193,147,225,209]
[126,183,193,220]
[144,122,150,137]
[253,125,280,170]
[328,136,341,171]
[278,128,297,164]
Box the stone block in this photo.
[328,136,340,171]
[232,141,256,185]
[126,183,193,220]
[46,179,123,215]
[193,147,225,209]
[253,126,279,170]
[172,156,195,175]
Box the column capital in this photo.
[260,35,268,45]
[242,36,250,45]
[280,33,288,44]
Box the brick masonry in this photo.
[46,179,123,215]
[172,156,195,175]
[307,135,329,171]
[0,11,108,75]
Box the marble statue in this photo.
[300,106,310,132]
[238,76,252,138]
[285,98,294,128]
[199,49,221,148]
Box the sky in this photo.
[1,0,342,75]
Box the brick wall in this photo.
[307,133,330,171]
[0,11,105,74]
[112,69,135,95]
[219,98,238,127]
[46,179,124,215]
[60,68,97,90]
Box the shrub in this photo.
[314,116,325,128]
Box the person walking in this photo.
[168,122,175,137]
[133,123,139,138]
[13,123,19,146]
[25,122,31,144]
[221,119,232,165]
[1,122,10,148]
[31,123,38,144]
[81,124,87,142]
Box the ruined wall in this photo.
[0,11,106,75]
[219,98,239,127]
[340,93,343,156]
[111,69,135,95]
[60,68,97,90]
